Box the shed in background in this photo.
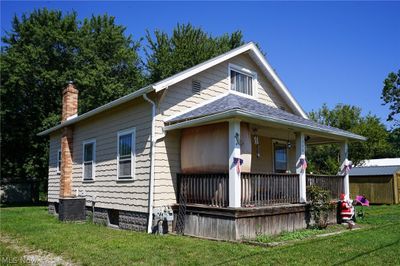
[349,158,400,204]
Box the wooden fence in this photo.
[177,173,229,207]
[306,174,344,200]
[241,173,300,207]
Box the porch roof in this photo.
[349,165,400,176]
[165,93,366,141]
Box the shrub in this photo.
[307,185,335,229]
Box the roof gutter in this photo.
[164,109,366,141]
[38,85,154,136]
[143,93,156,234]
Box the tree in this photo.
[1,9,144,194]
[307,104,393,175]
[381,70,400,124]
[388,127,400,157]
[145,23,244,83]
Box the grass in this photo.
[0,243,28,266]
[0,205,399,265]
[255,224,345,243]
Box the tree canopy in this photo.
[0,9,145,187]
[307,104,397,175]
[381,70,400,125]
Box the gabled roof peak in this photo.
[152,42,307,118]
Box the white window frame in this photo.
[272,139,288,173]
[117,128,136,181]
[228,63,258,98]
[56,149,61,174]
[82,139,96,182]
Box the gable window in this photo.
[230,66,255,96]
[274,142,287,173]
[83,140,96,181]
[117,128,135,180]
[57,149,61,174]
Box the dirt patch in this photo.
[0,234,76,266]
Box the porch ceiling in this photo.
[164,93,366,142]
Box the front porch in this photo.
[164,94,364,240]
[172,118,351,208]
[173,172,343,240]
[169,119,353,239]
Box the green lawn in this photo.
[0,244,28,266]
[1,205,399,265]
[254,224,345,244]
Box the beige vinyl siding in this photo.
[153,130,181,207]
[71,98,152,213]
[48,132,61,203]
[153,53,295,207]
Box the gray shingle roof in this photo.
[350,165,400,176]
[166,93,365,140]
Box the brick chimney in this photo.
[60,126,73,198]
[62,81,78,121]
[60,82,78,198]
[58,82,86,220]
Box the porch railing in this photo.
[241,173,300,207]
[306,174,344,200]
[177,173,229,207]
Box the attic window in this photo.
[229,64,256,96]
[192,80,201,94]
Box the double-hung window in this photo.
[83,140,96,181]
[117,128,135,180]
[230,65,256,96]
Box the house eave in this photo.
[38,85,154,136]
[164,110,366,142]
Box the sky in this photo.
[1,1,399,129]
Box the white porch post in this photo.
[340,141,350,198]
[229,119,241,208]
[296,132,307,203]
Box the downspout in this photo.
[143,93,156,233]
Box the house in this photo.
[39,42,365,240]
[350,158,400,204]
